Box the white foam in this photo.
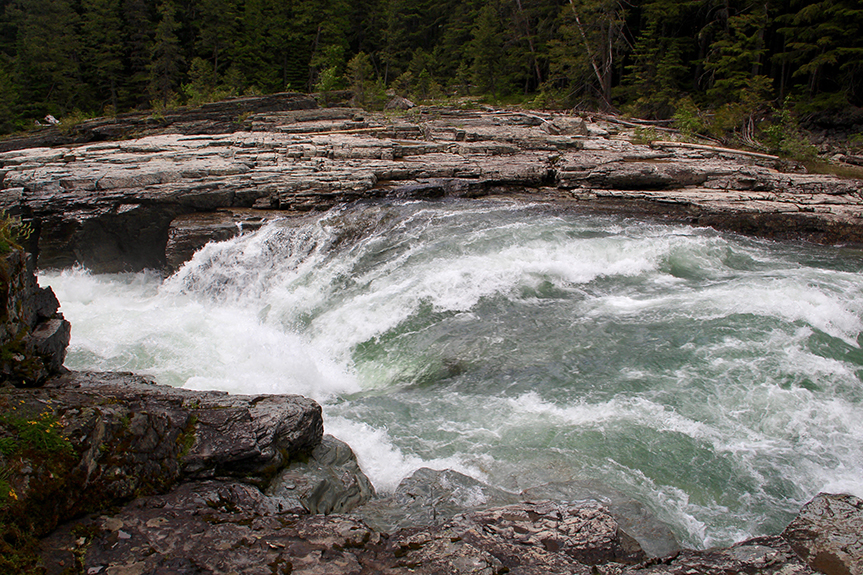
[41,267,359,402]
[323,415,488,493]
[507,391,718,443]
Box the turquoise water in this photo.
[42,199,863,548]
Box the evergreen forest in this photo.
[1,0,862,142]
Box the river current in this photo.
[41,199,863,549]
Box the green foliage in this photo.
[0,521,42,575]
[702,4,771,106]
[672,97,709,140]
[759,99,818,161]
[6,0,83,118]
[80,0,124,113]
[177,414,197,457]
[0,0,860,129]
[0,409,74,458]
[776,0,863,110]
[148,0,184,107]
[0,405,74,574]
[621,8,695,118]
[630,126,659,145]
[56,109,94,135]
[346,51,386,109]
[181,57,243,106]
[469,4,504,95]
[0,212,31,255]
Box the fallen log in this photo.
[651,140,779,160]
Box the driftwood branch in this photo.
[650,140,779,160]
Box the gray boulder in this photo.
[523,480,680,559]
[267,434,375,515]
[1,370,323,536]
[352,467,520,533]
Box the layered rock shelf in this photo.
[1,94,861,273]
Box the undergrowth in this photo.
[0,211,31,255]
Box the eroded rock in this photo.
[624,535,814,575]
[39,480,380,575]
[0,249,70,385]
[523,480,680,559]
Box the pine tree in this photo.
[777,0,863,108]
[8,0,82,118]
[702,1,772,106]
[121,0,154,109]
[196,0,240,79]
[469,3,503,95]
[149,0,183,107]
[81,0,124,113]
[0,63,17,132]
[549,0,628,108]
[622,0,701,117]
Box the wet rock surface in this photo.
[352,467,521,534]
[4,365,862,573]
[2,98,863,571]
[1,98,861,272]
[0,249,70,385]
[267,434,376,515]
[38,478,863,575]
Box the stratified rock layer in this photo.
[1,100,861,273]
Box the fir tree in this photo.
[149,0,183,107]
[469,3,503,95]
[81,0,124,113]
[777,0,863,108]
[8,0,82,118]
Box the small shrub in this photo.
[631,126,659,145]
[759,99,818,161]
[672,97,709,140]
[0,211,32,255]
[0,409,73,458]
[57,109,92,135]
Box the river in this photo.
[41,198,863,549]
